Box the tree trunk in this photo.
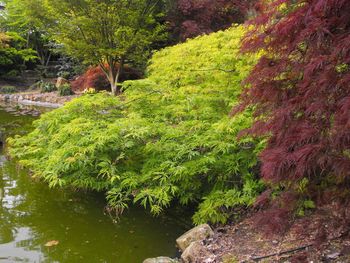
[109,74,118,96]
[108,59,124,96]
[100,58,124,96]
[22,30,31,67]
[108,65,118,96]
[114,59,124,94]
[45,52,52,67]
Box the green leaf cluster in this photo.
[44,0,167,70]
[57,83,74,96]
[0,31,37,76]
[40,81,56,93]
[9,25,264,224]
[1,0,55,69]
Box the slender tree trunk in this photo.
[108,64,118,96]
[45,52,52,67]
[22,30,31,67]
[109,76,118,96]
[114,58,124,94]
[100,58,124,96]
[108,59,124,96]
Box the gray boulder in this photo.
[176,224,214,251]
[181,241,215,263]
[143,257,178,263]
[55,77,69,88]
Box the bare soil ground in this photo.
[197,205,350,262]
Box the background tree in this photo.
[0,31,37,77]
[0,0,54,70]
[235,0,350,231]
[167,0,258,41]
[44,0,167,95]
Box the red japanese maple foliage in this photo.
[168,0,257,41]
[71,66,110,92]
[235,0,350,233]
[71,65,141,92]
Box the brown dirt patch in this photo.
[196,206,350,262]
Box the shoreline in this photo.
[0,91,79,108]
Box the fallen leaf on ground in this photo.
[44,240,59,247]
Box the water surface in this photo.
[0,104,190,262]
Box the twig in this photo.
[186,68,235,73]
[250,244,312,261]
[114,89,162,109]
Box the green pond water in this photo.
[0,105,190,262]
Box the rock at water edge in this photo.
[56,77,69,88]
[143,256,179,263]
[176,224,214,251]
[181,241,215,263]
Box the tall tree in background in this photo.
[44,0,167,95]
[168,0,257,41]
[235,0,350,222]
[0,31,37,77]
[0,0,54,68]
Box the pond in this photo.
[0,104,190,262]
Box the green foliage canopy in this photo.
[43,0,167,94]
[9,26,264,224]
[0,0,54,67]
[0,31,37,77]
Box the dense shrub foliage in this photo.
[0,85,16,94]
[9,26,263,224]
[71,66,110,92]
[57,83,74,96]
[40,81,56,93]
[235,0,350,231]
